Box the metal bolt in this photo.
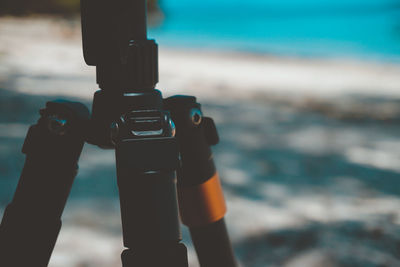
[189,108,202,126]
[48,115,67,135]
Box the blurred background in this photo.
[1,0,400,266]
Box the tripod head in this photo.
[81,0,158,93]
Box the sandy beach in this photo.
[1,17,400,267]
[2,17,400,101]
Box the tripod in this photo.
[0,0,237,266]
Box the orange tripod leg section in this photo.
[164,95,237,267]
[178,172,227,227]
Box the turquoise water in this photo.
[149,0,400,61]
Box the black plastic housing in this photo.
[81,0,158,92]
[164,96,218,187]
[81,0,147,66]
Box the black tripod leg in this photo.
[0,100,89,267]
[164,96,237,267]
[91,90,188,266]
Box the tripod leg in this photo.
[91,90,188,266]
[0,100,89,267]
[164,96,237,267]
